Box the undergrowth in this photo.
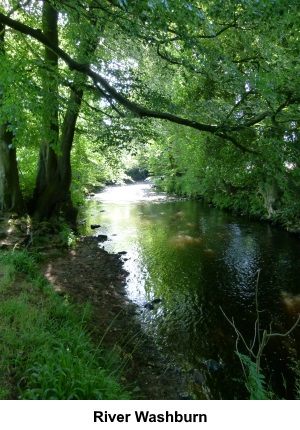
[0,249,129,400]
[236,353,274,400]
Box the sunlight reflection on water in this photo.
[93,182,175,204]
[79,182,300,399]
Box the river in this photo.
[79,182,300,399]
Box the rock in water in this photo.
[205,359,221,372]
[151,298,162,304]
[193,369,205,384]
[144,302,154,310]
[90,224,101,229]
[96,234,108,242]
[187,368,205,384]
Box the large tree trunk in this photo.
[0,126,25,214]
[32,87,83,220]
[0,22,25,214]
[31,0,59,216]
[31,0,76,220]
[31,1,99,221]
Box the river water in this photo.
[79,182,300,399]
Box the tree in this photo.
[30,1,104,220]
[0,0,299,223]
[1,1,104,219]
[0,19,24,214]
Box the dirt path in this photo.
[42,236,191,400]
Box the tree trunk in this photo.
[32,0,82,219]
[31,0,76,220]
[0,126,25,214]
[31,1,100,220]
[32,88,83,220]
[0,22,25,214]
[31,0,59,214]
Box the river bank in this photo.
[1,184,299,399]
[0,213,191,399]
[0,235,129,399]
[41,235,194,400]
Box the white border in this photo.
[0,400,297,430]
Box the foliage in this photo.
[58,221,77,247]
[70,132,130,205]
[17,147,39,202]
[0,249,39,280]
[149,122,300,227]
[236,352,272,400]
[0,0,299,227]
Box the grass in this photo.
[0,249,130,400]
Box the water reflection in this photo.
[79,183,300,399]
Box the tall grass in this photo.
[0,250,130,400]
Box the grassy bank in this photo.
[0,249,130,400]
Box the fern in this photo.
[237,353,271,400]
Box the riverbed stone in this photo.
[144,302,154,310]
[205,359,221,372]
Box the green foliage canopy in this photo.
[0,0,299,223]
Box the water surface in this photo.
[79,182,300,399]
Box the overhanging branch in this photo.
[0,11,262,153]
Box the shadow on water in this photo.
[79,182,300,399]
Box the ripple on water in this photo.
[79,183,300,399]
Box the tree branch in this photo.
[0,11,260,153]
[267,314,300,339]
[216,132,259,154]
